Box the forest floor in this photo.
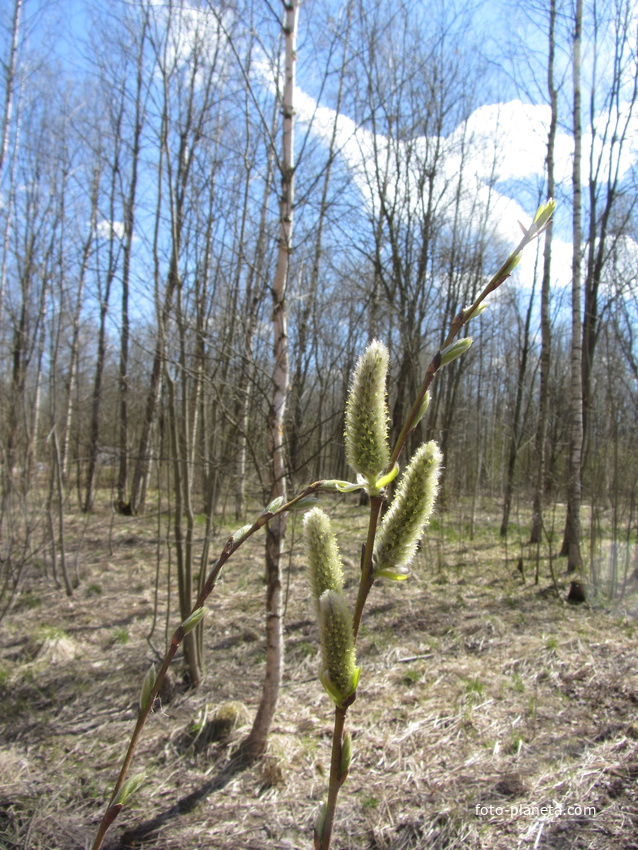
[1,494,638,850]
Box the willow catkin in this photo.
[374,441,442,580]
[304,507,344,613]
[318,589,359,707]
[344,340,390,483]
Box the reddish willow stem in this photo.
[352,495,384,641]
[91,480,327,850]
[317,491,382,850]
[316,706,347,850]
[93,206,554,850]
[317,204,555,850]
[389,213,552,471]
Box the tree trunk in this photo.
[165,365,203,687]
[243,0,298,758]
[61,168,99,481]
[561,0,585,590]
[530,0,557,545]
[83,134,121,513]
[117,16,148,511]
[500,283,535,538]
[0,0,22,323]
[0,0,21,176]
[289,12,350,478]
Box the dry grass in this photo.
[1,495,638,849]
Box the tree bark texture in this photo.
[530,0,557,545]
[244,0,298,758]
[562,0,584,580]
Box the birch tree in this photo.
[530,0,559,545]
[0,0,22,321]
[243,0,299,758]
[563,0,585,587]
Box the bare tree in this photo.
[562,0,585,588]
[530,0,559,545]
[83,91,125,512]
[580,0,638,458]
[0,0,22,322]
[243,0,299,758]
[0,0,21,177]
[129,0,226,515]
[117,12,150,511]
[500,275,537,537]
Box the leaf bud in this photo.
[413,391,431,428]
[339,730,352,785]
[321,479,364,493]
[462,302,488,322]
[370,463,399,494]
[533,197,556,227]
[439,337,473,368]
[112,771,146,807]
[290,496,319,511]
[182,607,205,635]
[139,664,157,711]
[263,495,285,514]
[231,523,253,543]
[314,801,327,849]
[501,251,523,277]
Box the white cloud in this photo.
[457,99,638,187]
[253,51,638,299]
[96,219,124,240]
[286,90,549,254]
[149,0,232,87]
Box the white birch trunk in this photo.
[245,0,298,757]
[564,0,585,590]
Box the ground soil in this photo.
[1,496,638,849]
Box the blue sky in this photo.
[248,0,638,301]
[7,0,638,309]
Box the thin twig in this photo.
[91,479,327,850]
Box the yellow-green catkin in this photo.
[304,508,344,613]
[373,441,442,580]
[318,590,359,707]
[344,340,390,483]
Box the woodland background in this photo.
[1,0,638,847]
[1,0,637,595]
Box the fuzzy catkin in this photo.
[373,441,442,579]
[304,508,344,612]
[319,590,358,704]
[344,340,390,482]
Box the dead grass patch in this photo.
[1,497,637,848]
